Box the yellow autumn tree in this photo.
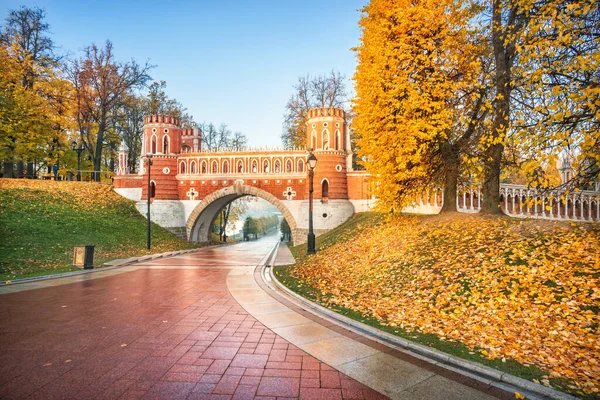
[352,0,488,212]
[0,6,75,176]
[481,0,600,211]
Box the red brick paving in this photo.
[0,263,386,399]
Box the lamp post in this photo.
[146,153,153,250]
[307,152,318,255]
[71,141,86,181]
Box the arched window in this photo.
[298,159,304,173]
[334,130,341,150]
[263,160,270,173]
[321,179,329,200]
[274,160,281,173]
[190,161,197,174]
[201,161,207,174]
[223,160,229,174]
[286,159,292,173]
[150,181,156,198]
[252,160,258,173]
[180,161,186,174]
[311,130,317,149]
[237,160,244,173]
[182,144,191,153]
[212,161,218,174]
[162,135,169,153]
[322,129,330,150]
[151,134,157,154]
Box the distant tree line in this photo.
[243,215,279,240]
[0,6,247,181]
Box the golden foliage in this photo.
[292,215,600,394]
[352,0,488,211]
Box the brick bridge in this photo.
[114,108,373,244]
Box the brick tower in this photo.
[141,115,181,200]
[305,108,349,201]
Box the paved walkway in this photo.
[0,236,509,400]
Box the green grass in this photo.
[0,180,199,281]
[274,213,587,399]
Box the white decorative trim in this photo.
[336,164,343,172]
[283,186,297,200]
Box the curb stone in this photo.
[265,245,579,400]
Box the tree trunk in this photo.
[94,123,105,182]
[481,0,509,215]
[441,143,460,212]
[3,162,14,178]
[16,161,24,178]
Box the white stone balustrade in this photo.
[402,184,600,222]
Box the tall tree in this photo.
[199,122,218,151]
[281,71,348,149]
[0,6,70,177]
[353,0,489,212]
[0,6,56,88]
[67,41,152,181]
[112,93,145,173]
[216,123,231,150]
[481,0,599,212]
[230,131,248,151]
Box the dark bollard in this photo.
[73,246,95,269]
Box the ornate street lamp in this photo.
[71,140,86,181]
[145,153,153,250]
[307,152,318,255]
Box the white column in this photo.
[511,192,515,215]
[541,198,545,218]
[519,190,524,216]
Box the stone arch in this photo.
[187,184,299,244]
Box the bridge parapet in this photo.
[144,115,182,126]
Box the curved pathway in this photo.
[0,237,509,400]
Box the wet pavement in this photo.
[0,236,387,399]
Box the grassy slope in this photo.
[0,179,198,281]
[274,213,599,399]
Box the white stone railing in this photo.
[403,184,600,222]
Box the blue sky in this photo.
[1,0,367,148]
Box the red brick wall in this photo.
[177,178,308,201]
[310,152,348,200]
[347,173,372,200]
[141,156,179,200]
[114,175,143,189]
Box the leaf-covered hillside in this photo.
[284,214,600,396]
[0,179,197,281]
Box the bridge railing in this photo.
[403,184,600,222]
